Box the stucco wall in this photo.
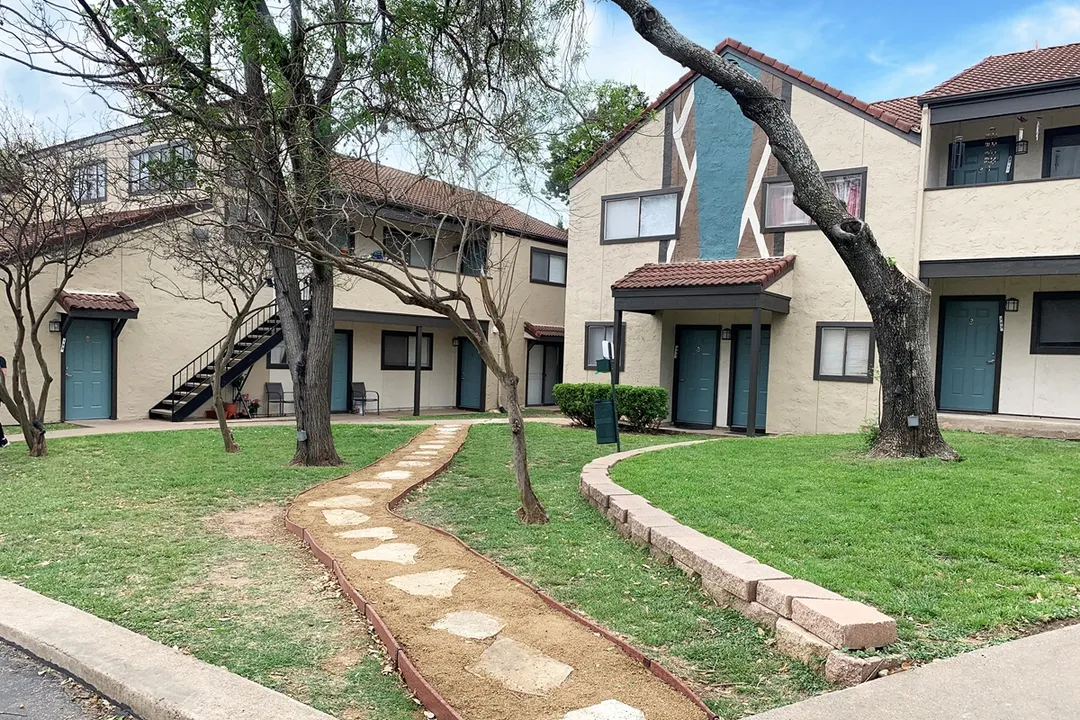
[929,275,1080,419]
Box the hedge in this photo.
[552,383,668,432]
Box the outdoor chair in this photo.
[265,382,294,417]
[352,382,380,415]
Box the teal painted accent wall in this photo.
[693,58,758,260]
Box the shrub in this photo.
[552,383,668,432]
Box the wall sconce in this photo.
[48,319,62,333]
[1005,298,1020,312]
[720,328,732,341]
[1015,140,1029,155]
[451,337,460,346]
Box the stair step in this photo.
[149,408,174,419]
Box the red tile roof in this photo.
[333,157,567,244]
[612,255,795,290]
[58,290,139,314]
[573,38,919,182]
[524,322,564,339]
[921,42,1080,100]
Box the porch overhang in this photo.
[58,291,140,320]
[919,254,1080,281]
[333,307,488,333]
[613,286,791,314]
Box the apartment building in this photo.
[1,125,566,424]
[564,39,1080,434]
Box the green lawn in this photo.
[609,432,1080,660]
[401,423,828,718]
[0,424,425,719]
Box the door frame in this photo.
[727,323,771,431]
[934,295,1005,414]
[60,316,123,422]
[671,324,722,430]
[524,339,563,407]
[330,329,353,413]
[455,337,487,411]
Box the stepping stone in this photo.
[397,461,431,468]
[432,611,505,640]
[352,481,393,490]
[411,451,439,456]
[307,495,374,508]
[419,444,446,450]
[337,527,397,541]
[563,701,645,720]
[351,542,419,564]
[377,470,413,480]
[386,569,466,598]
[322,509,370,526]
[466,637,573,696]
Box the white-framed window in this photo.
[382,330,433,370]
[584,322,625,370]
[764,170,865,231]
[814,322,874,382]
[601,190,679,243]
[383,227,435,268]
[530,248,567,285]
[72,161,107,204]
[128,142,195,195]
[267,343,288,369]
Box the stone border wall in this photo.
[581,442,902,686]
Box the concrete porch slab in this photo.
[938,412,1080,441]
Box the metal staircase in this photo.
[149,301,283,422]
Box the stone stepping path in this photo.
[288,424,706,720]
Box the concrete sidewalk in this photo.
[751,623,1080,719]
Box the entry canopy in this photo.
[611,255,795,313]
[58,290,139,320]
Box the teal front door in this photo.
[730,326,770,431]
[331,331,350,412]
[457,340,483,410]
[674,327,719,427]
[948,139,1014,186]
[65,318,112,420]
[938,298,1001,413]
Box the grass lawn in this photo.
[400,423,828,719]
[0,424,426,719]
[609,432,1080,660]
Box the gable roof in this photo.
[921,42,1080,101]
[572,38,920,183]
[612,255,795,290]
[59,290,139,315]
[333,157,567,245]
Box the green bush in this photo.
[552,383,668,432]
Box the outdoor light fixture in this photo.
[721,328,732,341]
[48,319,62,333]
[451,337,460,347]
[1006,298,1020,312]
[1016,140,1029,154]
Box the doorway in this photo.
[526,341,562,406]
[729,325,770,432]
[672,326,720,428]
[330,330,352,412]
[936,297,1003,413]
[456,339,485,410]
[64,318,113,421]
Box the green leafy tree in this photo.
[544,82,649,202]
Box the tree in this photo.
[544,81,649,202]
[608,0,956,460]
[0,111,132,456]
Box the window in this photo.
[129,142,195,195]
[584,322,626,370]
[764,170,865,231]
[601,190,679,243]
[333,226,354,254]
[530,248,567,285]
[1043,127,1080,179]
[814,322,874,382]
[383,227,435,268]
[72,161,107,204]
[1031,292,1080,354]
[460,236,487,276]
[382,330,434,370]
[267,343,289,369]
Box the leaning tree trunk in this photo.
[610,0,957,459]
[212,319,242,454]
[501,374,549,524]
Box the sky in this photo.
[2,0,1080,223]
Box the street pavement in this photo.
[0,641,128,720]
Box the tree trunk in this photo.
[502,374,548,524]
[609,0,957,459]
[24,425,46,457]
[212,325,241,454]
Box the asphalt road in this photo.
[0,641,129,720]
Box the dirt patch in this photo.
[204,503,288,544]
[207,559,255,589]
[288,425,709,720]
[322,645,366,674]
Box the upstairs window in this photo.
[1031,292,1080,354]
[383,227,435,268]
[814,322,874,382]
[530,248,567,286]
[72,161,107,204]
[584,322,626,370]
[129,142,195,195]
[764,170,865,231]
[1044,127,1080,179]
[382,330,433,370]
[601,190,679,243]
[460,236,487,276]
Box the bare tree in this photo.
[0,110,133,456]
[607,1,956,459]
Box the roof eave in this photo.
[921,76,1080,106]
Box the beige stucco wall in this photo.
[929,275,1080,419]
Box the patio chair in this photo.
[265,382,294,417]
[351,382,380,415]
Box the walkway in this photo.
[0,641,130,720]
[750,622,1080,719]
[286,424,707,720]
